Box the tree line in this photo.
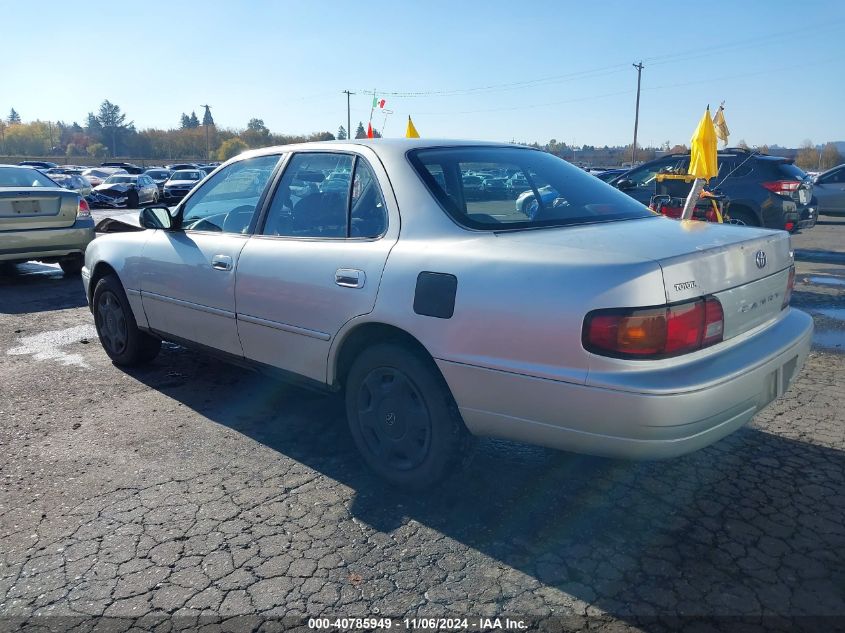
[2,102,842,170]
[0,101,335,161]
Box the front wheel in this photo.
[127,190,139,208]
[345,343,473,489]
[60,255,84,275]
[93,274,161,365]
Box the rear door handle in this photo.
[335,268,365,289]
[211,254,233,271]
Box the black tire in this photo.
[0,261,16,276]
[93,274,161,365]
[59,255,84,275]
[345,343,473,489]
[127,190,140,208]
[727,209,757,227]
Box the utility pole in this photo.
[342,90,354,140]
[631,62,644,165]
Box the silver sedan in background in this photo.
[812,163,845,216]
[82,139,812,488]
[0,165,94,274]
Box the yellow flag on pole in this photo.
[713,105,730,147]
[688,107,719,181]
[405,116,420,138]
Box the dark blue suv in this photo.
[609,148,816,231]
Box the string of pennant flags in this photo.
[364,91,420,139]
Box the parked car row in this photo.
[13,160,220,209]
[602,148,819,232]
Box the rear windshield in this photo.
[777,162,809,180]
[0,167,58,188]
[409,147,653,230]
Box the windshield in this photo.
[0,167,59,188]
[104,175,136,184]
[170,171,202,181]
[409,147,654,230]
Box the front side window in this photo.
[181,154,281,234]
[822,168,845,184]
[410,147,653,229]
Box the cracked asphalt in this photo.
[0,221,843,632]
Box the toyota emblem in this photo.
[755,250,767,269]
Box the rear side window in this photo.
[409,147,653,229]
[262,153,387,239]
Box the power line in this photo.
[350,17,844,101]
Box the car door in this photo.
[235,150,398,383]
[139,153,283,355]
[814,166,845,214]
[617,157,684,205]
[142,176,155,202]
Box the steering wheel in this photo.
[222,205,257,234]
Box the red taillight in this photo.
[583,297,724,359]
[784,221,795,232]
[762,180,801,195]
[77,197,90,218]
[782,266,795,309]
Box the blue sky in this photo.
[2,0,843,147]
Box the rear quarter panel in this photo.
[349,232,666,385]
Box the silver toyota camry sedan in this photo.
[82,139,813,488]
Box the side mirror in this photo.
[616,179,636,191]
[140,205,174,230]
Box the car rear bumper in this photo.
[0,217,95,262]
[437,308,813,459]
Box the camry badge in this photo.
[755,250,767,269]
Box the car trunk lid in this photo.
[0,188,78,231]
[496,216,793,340]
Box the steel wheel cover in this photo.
[96,291,128,355]
[354,366,432,471]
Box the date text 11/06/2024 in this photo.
[307,617,528,630]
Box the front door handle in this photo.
[211,254,233,271]
[335,268,365,289]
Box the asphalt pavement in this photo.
[0,218,843,631]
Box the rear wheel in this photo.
[345,343,472,489]
[727,208,757,227]
[59,255,84,275]
[93,274,161,365]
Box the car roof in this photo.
[236,138,530,164]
